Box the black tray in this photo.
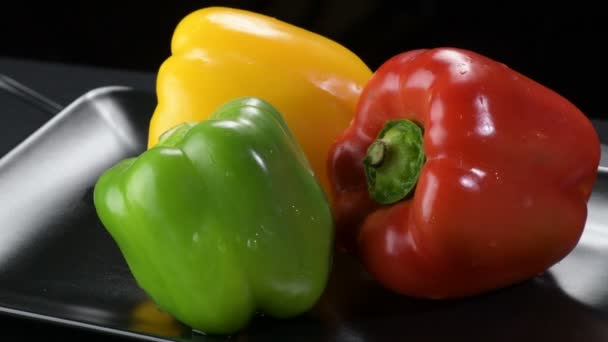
[0,86,607,341]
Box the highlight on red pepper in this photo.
[327,47,602,299]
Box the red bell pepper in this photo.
[327,47,601,299]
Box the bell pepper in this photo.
[94,97,334,335]
[327,47,601,299]
[147,6,372,199]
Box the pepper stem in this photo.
[366,141,388,167]
[157,122,197,148]
[363,119,425,204]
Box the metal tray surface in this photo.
[0,74,60,157]
[0,87,607,341]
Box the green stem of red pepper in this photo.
[363,119,425,204]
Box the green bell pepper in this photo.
[93,97,334,335]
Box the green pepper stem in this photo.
[366,141,388,167]
[363,119,425,205]
[157,122,198,148]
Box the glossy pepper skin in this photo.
[94,97,334,335]
[147,6,372,198]
[328,47,601,299]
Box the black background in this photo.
[1,1,606,119]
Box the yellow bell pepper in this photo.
[147,6,372,198]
